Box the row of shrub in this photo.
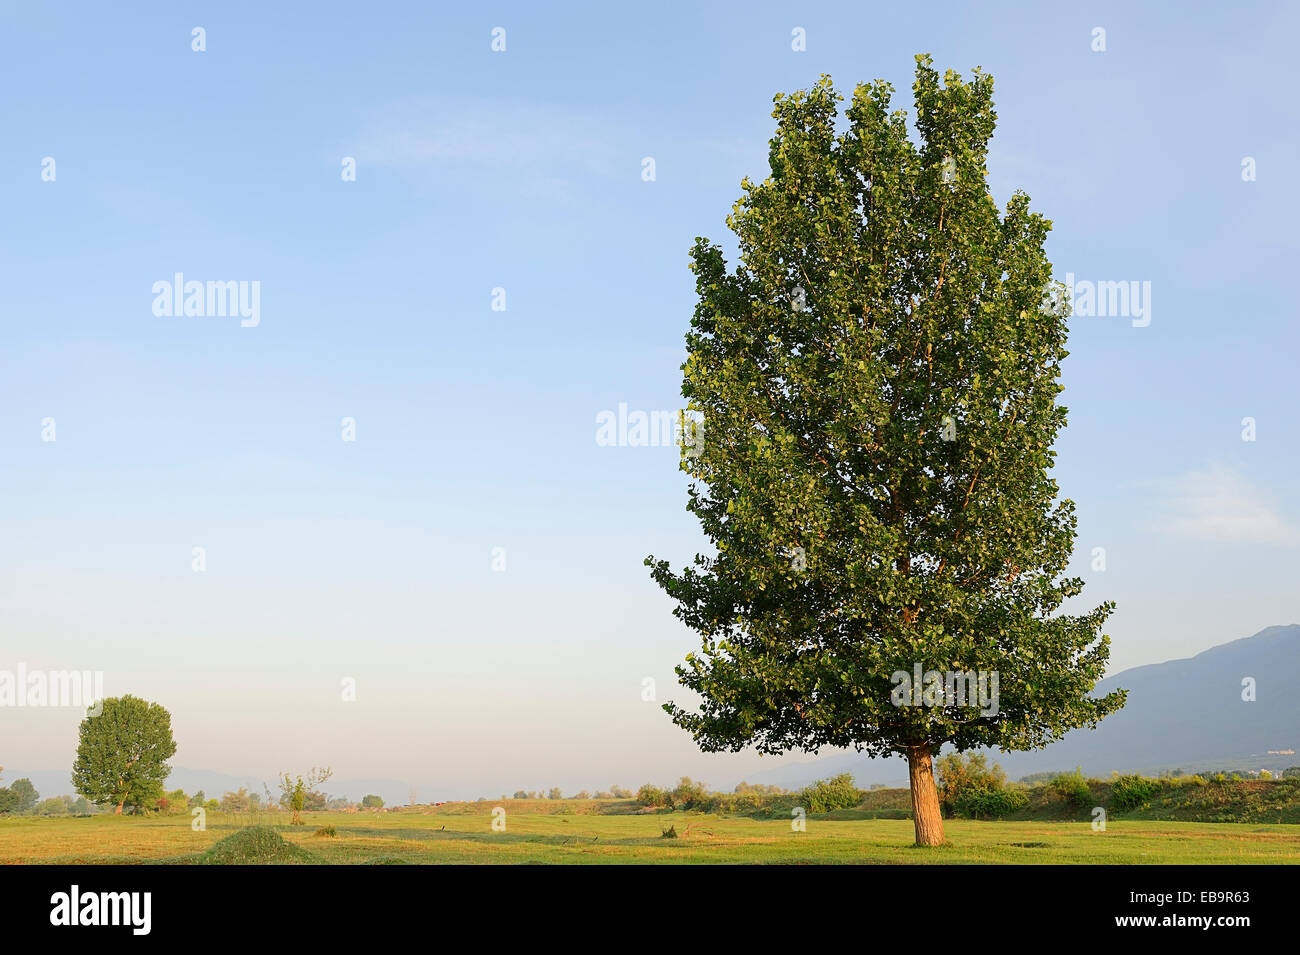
[634,774,864,816]
[504,787,636,800]
[936,753,1300,819]
[1110,774,1159,811]
[0,791,97,816]
[939,753,1161,819]
[113,787,388,815]
[631,760,1300,821]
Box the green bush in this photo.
[670,777,709,809]
[1111,774,1159,811]
[936,752,1007,816]
[729,791,765,814]
[798,774,863,814]
[953,786,1028,819]
[635,784,670,808]
[35,797,69,816]
[935,752,1025,818]
[1051,768,1092,809]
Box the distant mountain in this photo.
[744,624,1300,789]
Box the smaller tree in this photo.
[547,787,563,800]
[0,769,37,815]
[635,784,670,808]
[361,794,384,809]
[8,778,38,813]
[279,768,333,825]
[220,788,252,813]
[131,779,166,814]
[36,797,68,816]
[671,777,708,808]
[162,789,188,814]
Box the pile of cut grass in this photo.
[201,827,317,865]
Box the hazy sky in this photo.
[3,1,1298,796]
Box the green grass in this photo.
[200,827,317,865]
[2,801,1297,864]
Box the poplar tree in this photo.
[72,695,177,815]
[647,57,1125,845]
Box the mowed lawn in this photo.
[2,805,1298,864]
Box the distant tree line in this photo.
[503,786,635,800]
[0,767,95,816]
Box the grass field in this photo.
[3,801,1298,864]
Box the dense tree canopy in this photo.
[647,57,1124,844]
[71,695,177,815]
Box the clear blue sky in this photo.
[3,0,1297,796]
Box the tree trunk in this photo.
[115,799,124,816]
[906,744,946,846]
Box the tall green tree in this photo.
[647,57,1124,846]
[71,695,178,815]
